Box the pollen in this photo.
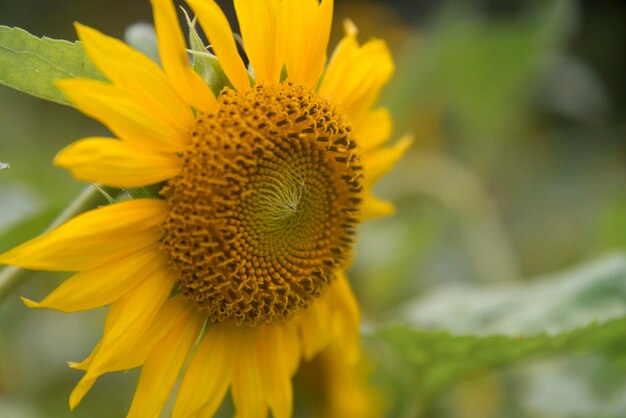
[161,81,362,325]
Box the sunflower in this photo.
[0,0,410,416]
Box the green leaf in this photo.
[0,26,104,105]
[369,318,626,417]
[181,10,233,96]
[370,254,626,417]
[401,254,626,335]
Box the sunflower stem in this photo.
[0,185,118,302]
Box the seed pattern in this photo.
[161,81,362,325]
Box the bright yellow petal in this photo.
[234,0,283,84]
[57,79,188,153]
[69,266,175,409]
[150,0,217,113]
[68,376,97,411]
[173,325,238,418]
[232,330,267,418]
[318,20,357,98]
[0,199,167,271]
[327,272,361,363]
[361,193,395,220]
[54,137,181,188]
[298,296,332,360]
[362,135,413,190]
[75,23,194,131]
[70,296,193,372]
[186,0,251,93]
[354,108,393,152]
[127,306,204,418]
[257,326,295,418]
[21,245,164,313]
[283,0,333,87]
[87,266,175,372]
[320,29,393,118]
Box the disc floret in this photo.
[161,81,362,325]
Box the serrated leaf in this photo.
[371,254,626,416]
[0,25,104,105]
[369,317,626,417]
[401,254,626,335]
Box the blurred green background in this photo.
[0,0,625,417]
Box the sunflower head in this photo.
[161,81,362,325]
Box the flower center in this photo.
[161,81,362,325]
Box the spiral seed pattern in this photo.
[161,81,362,325]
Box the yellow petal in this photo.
[21,245,164,313]
[85,267,175,373]
[257,327,294,418]
[150,0,217,113]
[54,137,181,188]
[234,0,283,84]
[71,296,193,372]
[69,266,175,409]
[361,193,395,220]
[69,375,97,411]
[283,0,333,87]
[354,108,393,152]
[186,0,251,93]
[278,323,301,376]
[296,275,361,364]
[0,199,167,271]
[319,23,358,96]
[127,306,204,418]
[173,325,239,418]
[327,272,361,363]
[320,31,393,118]
[297,297,332,360]
[57,79,188,153]
[232,329,268,418]
[75,23,194,131]
[362,135,413,190]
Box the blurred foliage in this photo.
[369,254,626,417]
[371,317,626,418]
[0,0,625,417]
[402,255,626,335]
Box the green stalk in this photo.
[0,185,117,302]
